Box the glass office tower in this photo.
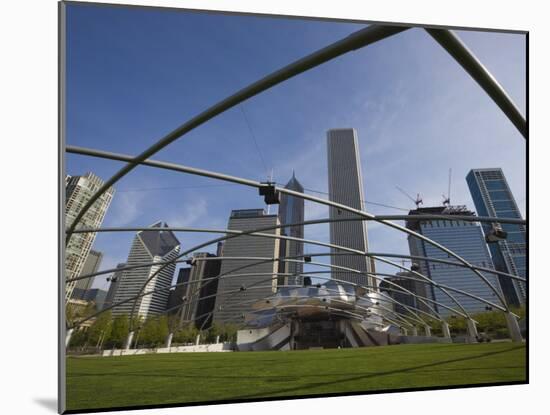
[466,168,526,306]
[406,205,503,317]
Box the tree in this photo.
[204,322,222,343]
[68,328,88,349]
[106,314,129,349]
[139,316,169,348]
[446,315,467,336]
[219,323,238,343]
[87,310,112,349]
[174,323,199,344]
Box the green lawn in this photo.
[66,342,526,411]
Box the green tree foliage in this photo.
[87,310,112,349]
[68,328,88,348]
[138,316,169,348]
[445,305,526,339]
[66,301,100,350]
[172,323,199,344]
[219,323,238,343]
[204,323,222,343]
[107,314,129,348]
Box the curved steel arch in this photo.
[188,288,422,330]
[115,273,428,336]
[64,24,526,245]
[426,29,526,138]
[65,24,409,244]
[67,242,508,332]
[152,253,465,332]
[65,146,510,311]
[61,22,527,346]
[187,277,433,330]
[178,253,502,319]
[156,282,413,331]
[67,244,493,331]
[197,255,473,319]
[69,262,447,331]
[141,252,443,327]
[67,223,524,284]
[124,269,445,335]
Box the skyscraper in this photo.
[112,222,180,319]
[81,288,108,311]
[379,271,430,315]
[166,267,191,316]
[178,252,222,328]
[212,209,280,325]
[278,172,305,287]
[406,205,503,316]
[327,128,373,288]
[193,254,222,330]
[103,263,126,310]
[71,250,103,299]
[466,168,526,306]
[65,173,115,300]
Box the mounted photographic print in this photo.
[59,1,527,413]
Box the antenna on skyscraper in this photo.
[396,186,423,208]
[442,168,452,206]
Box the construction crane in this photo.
[442,168,452,206]
[395,186,423,208]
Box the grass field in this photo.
[66,342,526,411]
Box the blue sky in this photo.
[65,3,526,291]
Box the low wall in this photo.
[102,342,233,357]
[399,335,452,344]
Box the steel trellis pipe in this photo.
[194,276,432,329]
[196,277,420,331]
[66,145,511,311]
[181,254,497,317]
[129,270,445,333]
[175,268,462,327]
[372,254,471,317]
[66,226,524,284]
[145,248,479,325]
[66,245,510,330]
[65,24,409,244]
[68,228,524,284]
[100,273,426,335]
[426,29,526,138]
[67,248,498,329]
[280,186,511,310]
[157,254,452,325]
[69,261,445,330]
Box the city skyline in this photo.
[64,4,525,296]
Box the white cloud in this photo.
[104,191,146,227]
[166,197,208,228]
